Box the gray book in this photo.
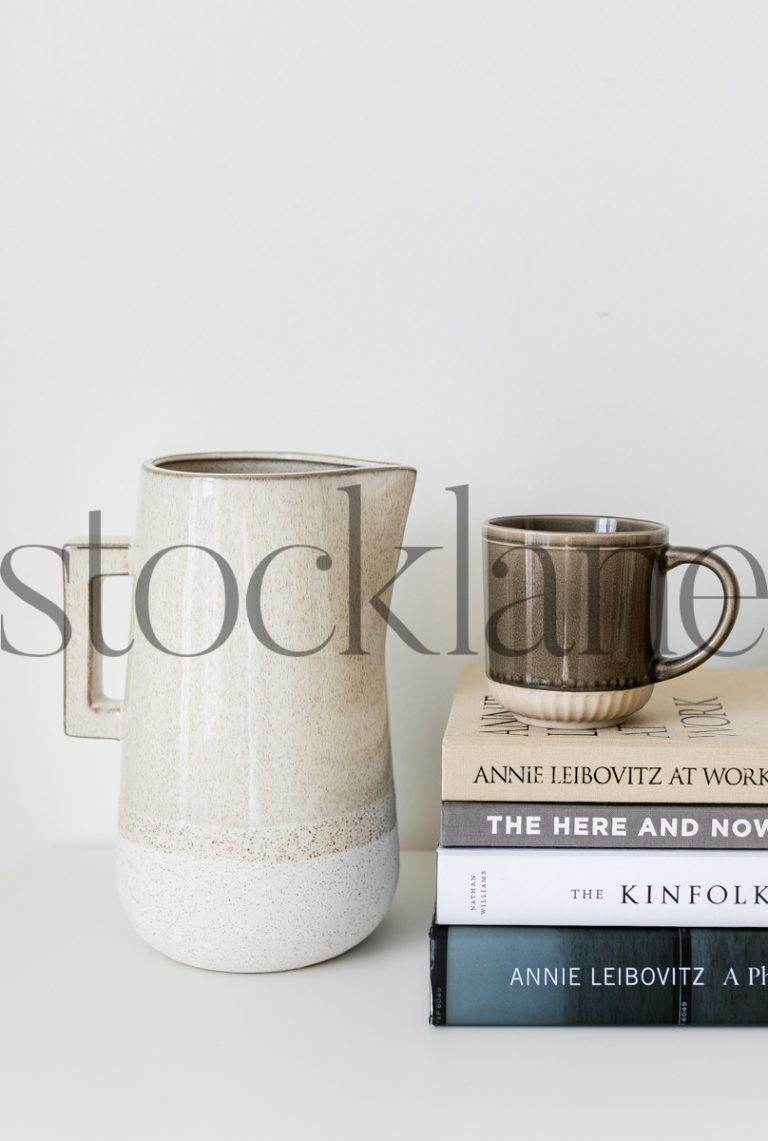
[441,801,768,849]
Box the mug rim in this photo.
[143,452,417,479]
[483,514,668,547]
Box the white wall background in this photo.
[1,1,767,869]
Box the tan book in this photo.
[442,665,768,804]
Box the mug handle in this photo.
[63,537,132,739]
[653,546,739,683]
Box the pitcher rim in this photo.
[143,452,417,480]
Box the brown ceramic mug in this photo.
[483,515,740,728]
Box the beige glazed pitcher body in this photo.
[63,453,416,971]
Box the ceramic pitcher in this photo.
[63,453,416,971]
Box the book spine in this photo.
[436,847,768,926]
[441,746,768,805]
[440,802,768,849]
[429,922,768,1026]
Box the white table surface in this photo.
[1,847,766,1141]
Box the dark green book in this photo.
[430,922,768,1025]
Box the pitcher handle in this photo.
[63,538,132,739]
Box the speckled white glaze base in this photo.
[117,827,399,972]
[488,679,654,729]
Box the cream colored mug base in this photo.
[117,827,399,973]
[487,679,655,730]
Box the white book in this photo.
[436,847,768,927]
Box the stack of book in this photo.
[430,665,768,1026]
